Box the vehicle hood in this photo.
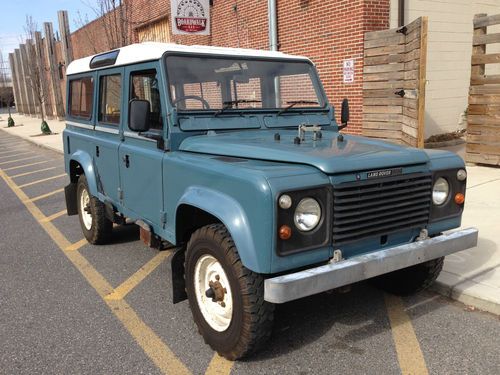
[179,130,430,174]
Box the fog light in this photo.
[279,225,292,240]
[455,193,465,205]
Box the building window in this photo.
[99,74,122,125]
[130,70,163,130]
[69,77,93,119]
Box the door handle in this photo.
[95,146,100,157]
[122,154,130,168]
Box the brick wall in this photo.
[66,0,390,133]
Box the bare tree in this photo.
[23,16,51,133]
[0,51,15,126]
[77,0,133,55]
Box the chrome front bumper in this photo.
[264,228,478,303]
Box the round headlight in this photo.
[432,177,450,205]
[279,194,292,209]
[457,169,467,181]
[294,198,321,231]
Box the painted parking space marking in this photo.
[105,250,172,301]
[64,238,89,252]
[3,160,50,171]
[0,166,192,375]
[385,293,429,375]
[27,188,64,203]
[40,209,67,223]
[18,173,66,188]
[0,148,31,156]
[0,151,33,160]
[0,155,40,165]
[205,354,234,375]
[11,166,58,178]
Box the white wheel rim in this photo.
[194,254,233,332]
[80,188,92,231]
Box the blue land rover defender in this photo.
[63,43,478,359]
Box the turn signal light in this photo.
[279,225,292,240]
[455,193,465,205]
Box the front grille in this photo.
[332,173,432,244]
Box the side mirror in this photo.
[129,99,150,132]
[339,98,349,130]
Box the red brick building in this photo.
[66,0,390,133]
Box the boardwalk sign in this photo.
[171,0,210,35]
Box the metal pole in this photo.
[268,0,281,107]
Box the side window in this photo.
[98,74,121,125]
[130,70,163,130]
[69,77,93,119]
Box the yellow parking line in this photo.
[40,209,66,223]
[27,188,64,203]
[205,354,234,375]
[3,160,49,171]
[106,251,172,300]
[65,238,88,252]
[0,155,39,165]
[0,167,191,375]
[385,294,429,375]
[18,174,66,188]
[11,166,57,178]
[0,151,33,160]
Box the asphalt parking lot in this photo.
[1,133,499,375]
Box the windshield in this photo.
[165,55,326,112]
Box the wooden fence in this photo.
[363,17,428,148]
[467,13,500,166]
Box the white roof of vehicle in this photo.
[66,42,311,75]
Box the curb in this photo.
[0,127,64,155]
[432,272,500,316]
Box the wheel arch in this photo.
[68,151,98,197]
[175,186,263,273]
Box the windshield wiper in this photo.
[277,100,319,116]
[214,99,262,116]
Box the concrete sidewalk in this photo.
[1,113,499,315]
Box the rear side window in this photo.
[99,74,122,125]
[69,77,94,119]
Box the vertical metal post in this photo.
[268,0,281,107]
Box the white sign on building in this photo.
[343,59,355,83]
[171,0,211,35]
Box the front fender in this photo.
[177,186,264,273]
[68,150,98,197]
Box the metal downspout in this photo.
[268,0,280,106]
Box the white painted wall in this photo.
[390,0,500,138]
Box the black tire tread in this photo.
[77,175,112,245]
[186,224,275,360]
[371,256,444,296]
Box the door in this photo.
[94,67,123,203]
[119,63,166,226]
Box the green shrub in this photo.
[41,120,52,134]
[7,116,15,127]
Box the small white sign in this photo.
[171,0,210,35]
[343,59,355,83]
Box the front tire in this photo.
[371,257,444,296]
[185,224,274,360]
[76,175,112,244]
